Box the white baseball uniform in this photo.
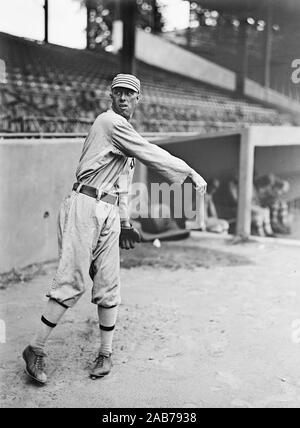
[47,110,193,308]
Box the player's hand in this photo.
[119,224,141,250]
[188,170,207,195]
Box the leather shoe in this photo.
[22,345,47,385]
[90,353,112,379]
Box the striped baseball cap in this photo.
[111,74,141,93]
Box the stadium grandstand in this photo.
[162,0,300,99]
[0,31,296,135]
[163,23,297,96]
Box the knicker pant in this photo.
[47,191,121,308]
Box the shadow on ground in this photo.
[120,239,252,270]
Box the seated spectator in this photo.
[255,174,291,234]
[219,177,275,237]
[271,182,291,234]
[252,185,275,237]
[204,179,229,234]
[213,177,239,223]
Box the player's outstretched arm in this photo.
[187,170,207,195]
[112,118,207,190]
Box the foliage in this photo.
[74,0,165,50]
[189,1,270,32]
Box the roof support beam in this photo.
[44,0,49,44]
[262,0,273,88]
[120,0,137,74]
[236,20,249,96]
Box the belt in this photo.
[72,182,118,205]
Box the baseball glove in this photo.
[119,225,141,250]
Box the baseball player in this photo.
[22,74,207,384]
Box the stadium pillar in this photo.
[186,0,192,48]
[115,0,121,20]
[152,0,161,35]
[44,0,49,44]
[262,0,273,89]
[236,20,249,97]
[120,0,137,74]
[237,129,254,239]
[86,5,92,50]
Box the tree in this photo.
[75,0,165,50]
[137,0,164,34]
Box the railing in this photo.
[0,114,254,135]
[0,131,199,140]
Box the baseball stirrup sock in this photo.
[100,324,115,332]
[30,299,68,350]
[41,316,57,328]
[98,306,118,356]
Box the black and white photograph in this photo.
[1,0,300,410]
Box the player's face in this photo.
[111,87,139,120]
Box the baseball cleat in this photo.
[89,353,112,379]
[22,345,47,385]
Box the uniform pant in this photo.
[47,191,121,308]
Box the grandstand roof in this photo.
[199,0,300,24]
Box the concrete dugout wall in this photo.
[0,139,84,273]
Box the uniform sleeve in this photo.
[117,158,135,222]
[112,118,193,185]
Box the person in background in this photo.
[221,177,275,237]
[254,174,291,235]
[204,179,229,234]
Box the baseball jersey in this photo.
[76,109,193,220]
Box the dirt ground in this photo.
[1,233,300,408]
